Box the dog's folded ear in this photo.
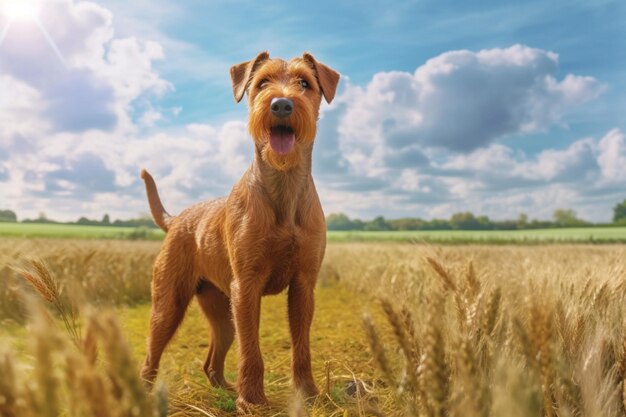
[230,51,270,103]
[303,52,340,104]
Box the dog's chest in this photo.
[262,230,299,295]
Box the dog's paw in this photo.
[140,366,157,391]
[236,394,268,414]
[206,371,236,391]
[296,381,319,400]
[219,380,236,391]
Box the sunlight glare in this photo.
[3,0,41,22]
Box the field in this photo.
[2,238,626,416]
[2,222,626,243]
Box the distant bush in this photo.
[553,208,588,227]
[614,199,626,223]
[0,209,17,222]
[124,226,158,240]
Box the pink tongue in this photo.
[269,129,295,155]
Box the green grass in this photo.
[0,222,164,239]
[327,227,626,244]
[2,222,626,244]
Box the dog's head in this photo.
[230,52,340,171]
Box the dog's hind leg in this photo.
[141,245,196,387]
[196,280,235,389]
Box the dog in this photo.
[139,51,340,410]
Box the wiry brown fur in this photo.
[139,52,340,411]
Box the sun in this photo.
[0,0,65,67]
[3,0,41,21]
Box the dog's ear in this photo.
[230,51,270,103]
[303,52,340,104]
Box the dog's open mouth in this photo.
[269,125,295,155]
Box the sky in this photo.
[0,0,625,222]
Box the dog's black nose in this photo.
[270,97,294,118]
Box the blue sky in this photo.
[0,0,625,221]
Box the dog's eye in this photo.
[299,79,309,89]
[258,79,269,89]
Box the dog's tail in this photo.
[140,169,172,232]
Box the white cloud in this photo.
[334,44,604,171]
[0,75,49,138]
[1,119,253,219]
[138,107,163,127]
[533,139,598,182]
[597,129,626,182]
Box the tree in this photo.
[22,212,56,223]
[77,217,94,225]
[553,209,586,227]
[351,219,366,231]
[450,212,483,230]
[389,218,426,230]
[0,209,17,222]
[614,200,626,224]
[517,213,528,229]
[476,215,491,230]
[364,216,391,231]
[427,219,452,230]
[102,214,111,225]
[326,213,355,230]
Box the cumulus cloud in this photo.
[1,122,253,219]
[331,45,604,181]
[421,130,626,220]
[532,139,599,182]
[597,129,626,183]
[0,75,49,138]
[439,130,625,187]
[42,153,116,196]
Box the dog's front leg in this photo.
[231,279,268,408]
[288,277,319,398]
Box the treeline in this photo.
[0,211,158,228]
[327,201,626,231]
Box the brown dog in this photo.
[139,52,340,410]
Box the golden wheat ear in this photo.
[11,259,82,344]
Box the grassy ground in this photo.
[115,285,383,415]
[2,222,626,243]
[2,286,383,416]
[3,239,626,416]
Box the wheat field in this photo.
[1,239,626,416]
